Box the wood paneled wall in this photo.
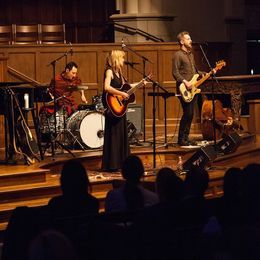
[0,41,231,117]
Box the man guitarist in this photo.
[172,31,206,146]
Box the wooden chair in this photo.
[39,24,66,44]
[13,24,40,44]
[0,25,14,45]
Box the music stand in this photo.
[148,92,176,148]
[47,47,75,159]
[147,80,171,172]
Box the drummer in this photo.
[48,61,87,115]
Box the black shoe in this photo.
[187,140,197,145]
[178,140,197,146]
[178,140,190,146]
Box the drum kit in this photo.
[39,94,105,150]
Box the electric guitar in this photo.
[179,60,226,103]
[103,74,152,117]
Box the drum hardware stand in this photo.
[47,45,75,159]
[122,40,153,146]
[55,105,87,151]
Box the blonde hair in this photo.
[177,31,190,44]
[106,50,125,73]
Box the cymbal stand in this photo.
[47,46,75,159]
[55,105,86,151]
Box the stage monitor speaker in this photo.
[183,145,217,172]
[216,132,241,154]
[126,104,143,134]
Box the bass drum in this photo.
[66,110,105,149]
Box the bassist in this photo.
[172,31,206,146]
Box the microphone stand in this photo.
[122,42,153,144]
[199,44,221,150]
[47,47,75,159]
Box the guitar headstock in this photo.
[144,72,153,82]
[214,60,226,71]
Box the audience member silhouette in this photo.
[241,163,260,222]
[217,167,244,229]
[29,229,79,260]
[105,155,158,212]
[224,163,260,260]
[48,159,99,218]
[155,167,184,204]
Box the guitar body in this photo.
[178,60,226,103]
[104,83,135,117]
[179,74,201,103]
[16,116,39,164]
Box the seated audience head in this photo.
[184,165,209,197]
[121,155,145,210]
[156,167,184,203]
[223,167,243,200]
[242,163,260,202]
[60,159,90,198]
[122,155,144,184]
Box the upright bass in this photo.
[201,99,239,141]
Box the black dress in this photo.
[102,69,130,171]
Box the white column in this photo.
[138,0,152,13]
[150,0,163,13]
[125,0,138,14]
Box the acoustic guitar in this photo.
[179,60,226,103]
[103,74,152,118]
[9,88,39,164]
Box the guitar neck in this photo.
[194,71,213,88]
[127,80,144,96]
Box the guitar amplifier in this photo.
[126,104,143,134]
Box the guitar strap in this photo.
[121,73,128,85]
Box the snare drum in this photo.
[66,110,105,149]
[92,94,105,113]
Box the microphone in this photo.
[121,38,126,49]
[69,42,73,56]
[194,41,208,45]
[124,61,140,66]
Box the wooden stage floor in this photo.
[0,132,259,234]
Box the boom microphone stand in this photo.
[122,39,153,144]
[199,43,221,150]
[47,46,75,159]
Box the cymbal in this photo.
[0,81,32,87]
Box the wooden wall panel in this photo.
[0,57,8,150]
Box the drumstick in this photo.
[77,85,89,90]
